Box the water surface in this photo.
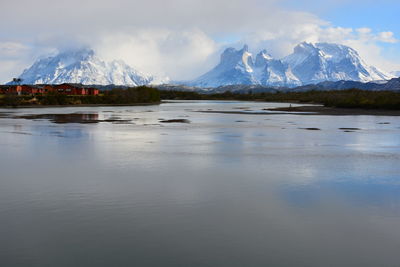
[1,100,400,266]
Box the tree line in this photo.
[0,86,160,107]
[160,89,400,110]
[1,86,400,109]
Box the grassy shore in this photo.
[2,87,400,111]
[160,89,400,110]
[266,105,400,116]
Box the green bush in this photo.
[103,86,160,104]
[2,94,23,107]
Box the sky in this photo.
[0,0,399,82]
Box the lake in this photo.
[1,100,400,266]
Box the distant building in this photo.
[54,84,99,95]
[0,84,100,96]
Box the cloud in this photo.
[0,42,29,59]
[239,25,400,73]
[341,39,400,74]
[0,0,398,82]
[0,0,286,36]
[335,28,400,72]
[0,41,32,83]
[356,28,398,43]
[94,29,219,80]
[377,32,397,43]
[0,40,59,83]
[2,0,317,81]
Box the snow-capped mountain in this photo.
[14,48,168,85]
[283,42,391,84]
[188,42,393,88]
[254,49,301,87]
[189,45,299,88]
[189,45,256,87]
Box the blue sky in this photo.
[283,0,400,62]
[0,0,399,82]
[327,2,400,62]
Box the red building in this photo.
[54,84,99,95]
[0,84,99,96]
[0,85,41,95]
[21,85,45,94]
[42,85,55,93]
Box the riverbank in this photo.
[0,86,160,107]
[265,105,400,116]
[0,102,161,109]
[160,89,400,110]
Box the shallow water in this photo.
[1,100,400,266]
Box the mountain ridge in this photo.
[187,42,393,88]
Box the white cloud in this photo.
[0,0,398,82]
[356,28,372,35]
[377,32,397,43]
[333,28,400,72]
[0,42,29,59]
[239,25,400,73]
[94,29,219,80]
[0,42,31,83]
[0,40,59,83]
[355,28,398,43]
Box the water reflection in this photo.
[0,101,400,266]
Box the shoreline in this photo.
[264,105,400,116]
[1,100,400,116]
[0,102,161,109]
[196,103,400,116]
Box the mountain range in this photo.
[188,42,393,88]
[168,77,399,94]
[9,42,396,88]
[13,48,168,86]
[282,77,400,93]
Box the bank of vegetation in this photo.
[160,89,400,110]
[2,86,400,110]
[0,86,160,107]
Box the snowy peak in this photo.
[255,50,274,68]
[284,42,392,84]
[294,42,319,55]
[252,49,301,86]
[46,48,95,64]
[190,45,256,87]
[15,48,168,86]
[315,43,358,62]
[286,42,319,66]
[189,42,393,88]
[190,44,301,88]
[220,45,253,70]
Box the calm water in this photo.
[1,100,400,266]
